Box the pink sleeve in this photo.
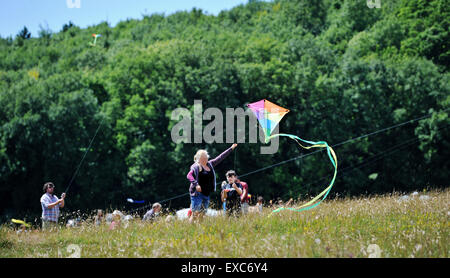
[187,169,198,185]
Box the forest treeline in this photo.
[0,0,448,220]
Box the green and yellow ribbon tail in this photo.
[11,219,31,227]
[267,133,338,214]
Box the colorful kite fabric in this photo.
[247,99,290,143]
[247,99,338,214]
[11,219,31,227]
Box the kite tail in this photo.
[11,219,31,227]
[268,133,338,214]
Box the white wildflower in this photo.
[415,244,422,252]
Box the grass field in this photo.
[1,189,448,258]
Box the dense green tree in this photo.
[17,26,31,40]
[0,0,448,222]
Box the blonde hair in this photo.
[194,149,209,163]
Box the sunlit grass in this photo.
[1,189,448,258]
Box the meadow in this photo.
[1,189,448,258]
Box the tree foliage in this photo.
[0,0,448,221]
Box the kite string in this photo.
[288,124,450,198]
[128,192,190,214]
[64,116,104,194]
[268,120,449,214]
[291,123,450,197]
[239,107,449,179]
[234,146,237,171]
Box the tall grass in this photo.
[1,189,448,258]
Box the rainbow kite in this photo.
[248,99,290,143]
[90,34,102,46]
[247,99,338,213]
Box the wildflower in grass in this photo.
[415,244,422,252]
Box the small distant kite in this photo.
[127,198,145,204]
[247,99,338,213]
[11,219,31,227]
[89,34,102,46]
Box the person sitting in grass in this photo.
[143,203,162,221]
[221,170,243,217]
[109,210,122,230]
[249,196,264,213]
[257,196,264,212]
[94,209,104,226]
[40,182,65,230]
